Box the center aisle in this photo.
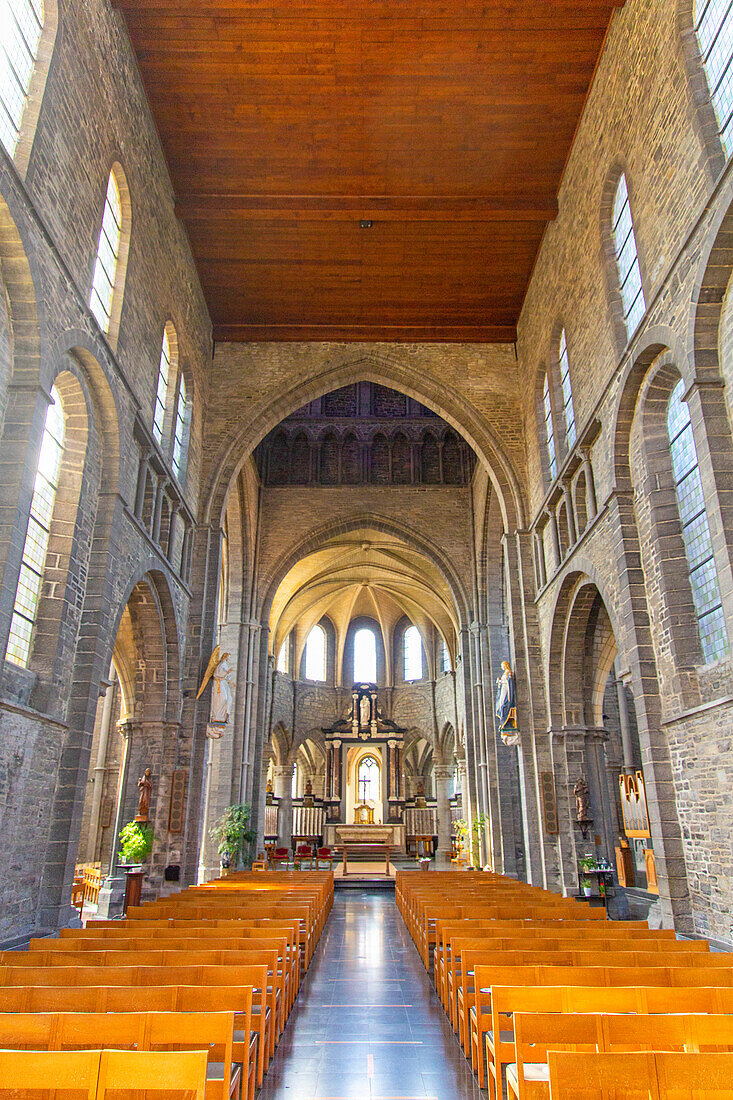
[260,887,486,1099]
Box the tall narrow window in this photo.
[542,373,557,479]
[403,625,423,681]
[172,374,188,479]
[559,329,576,447]
[357,755,379,803]
[153,327,172,444]
[277,638,289,674]
[90,170,123,334]
[0,0,43,158]
[441,638,451,673]
[353,627,377,682]
[6,385,63,666]
[304,623,326,681]
[695,0,733,156]
[667,379,728,663]
[612,174,645,337]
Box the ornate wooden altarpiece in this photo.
[322,683,407,825]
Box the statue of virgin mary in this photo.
[495,660,520,746]
[196,645,233,737]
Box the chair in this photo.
[96,1048,209,1100]
[547,1050,659,1100]
[315,846,333,870]
[293,844,313,870]
[270,847,290,868]
[0,1049,100,1099]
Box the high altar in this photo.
[321,683,408,851]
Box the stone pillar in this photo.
[434,764,453,863]
[579,450,597,519]
[615,662,635,772]
[547,509,561,571]
[272,764,293,848]
[562,482,578,544]
[96,719,132,918]
[86,668,117,862]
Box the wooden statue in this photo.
[136,768,153,822]
[574,775,591,821]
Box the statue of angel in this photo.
[197,645,233,735]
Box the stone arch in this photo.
[203,352,526,535]
[258,512,471,630]
[676,0,728,183]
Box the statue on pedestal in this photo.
[359,692,371,729]
[495,660,520,746]
[197,645,233,738]
[574,775,591,822]
[135,768,153,822]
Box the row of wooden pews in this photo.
[0,869,333,1098]
[396,869,733,1099]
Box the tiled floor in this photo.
[259,888,488,1099]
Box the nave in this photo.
[259,889,485,1100]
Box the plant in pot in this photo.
[210,803,257,873]
[470,813,487,869]
[118,821,153,869]
[578,853,596,897]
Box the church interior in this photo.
[2,0,733,1096]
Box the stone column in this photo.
[579,450,597,519]
[547,509,561,571]
[86,668,117,862]
[272,764,293,848]
[96,719,132,918]
[434,764,453,863]
[562,482,578,545]
[615,662,635,772]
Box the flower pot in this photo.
[583,885,592,897]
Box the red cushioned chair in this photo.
[315,846,333,870]
[294,843,313,870]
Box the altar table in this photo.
[337,842,392,876]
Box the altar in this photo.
[321,683,409,853]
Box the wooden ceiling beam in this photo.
[212,323,518,343]
[175,195,558,222]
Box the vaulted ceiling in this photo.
[115,0,624,342]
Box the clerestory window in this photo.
[0,0,43,158]
[695,0,733,156]
[612,174,646,337]
[304,623,326,681]
[559,328,576,448]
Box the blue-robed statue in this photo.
[496,660,520,746]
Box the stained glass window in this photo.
[6,385,63,666]
[304,623,326,681]
[0,0,43,158]
[403,625,423,681]
[695,0,733,156]
[153,327,172,444]
[90,170,123,334]
[353,626,377,682]
[357,755,379,803]
[668,379,728,662]
[559,329,576,448]
[543,372,557,479]
[612,174,646,337]
[172,373,188,479]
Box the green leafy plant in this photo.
[210,803,257,869]
[118,821,153,865]
[580,874,592,891]
[471,813,487,868]
[578,853,597,872]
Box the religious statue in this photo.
[495,660,520,746]
[305,778,313,797]
[135,768,153,822]
[359,692,371,729]
[574,775,591,822]
[197,645,234,737]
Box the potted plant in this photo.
[471,813,487,869]
[578,853,596,897]
[118,821,153,912]
[118,820,153,868]
[210,803,257,874]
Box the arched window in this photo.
[353,626,377,682]
[695,0,733,156]
[542,372,557,479]
[403,625,423,681]
[172,374,189,481]
[357,755,379,803]
[612,173,645,337]
[304,623,326,681]
[153,324,175,445]
[90,168,128,339]
[441,638,451,673]
[6,384,63,666]
[276,637,289,674]
[667,379,728,662]
[559,328,576,447]
[0,0,44,158]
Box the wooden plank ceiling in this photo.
[114,0,624,342]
